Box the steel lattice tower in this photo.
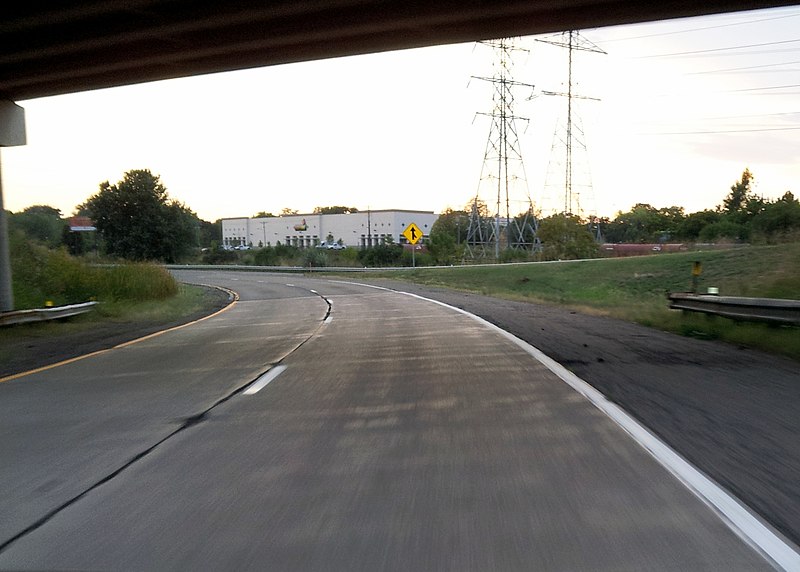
[465,39,540,261]
[538,31,605,219]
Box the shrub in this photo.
[301,249,328,268]
[10,233,178,309]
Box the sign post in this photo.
[402,223,423,268]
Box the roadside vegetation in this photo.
[376,242,800,360]
[5,166,798,360]
[7,223,215,332]
[424,169,800,265]
[10,167,798,269]
[10,230,178,311]
[3,228,216,369]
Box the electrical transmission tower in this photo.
[537,31,605,221]
[465,38,540,261]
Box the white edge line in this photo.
[243,365,288,395]
[333,279,800,571]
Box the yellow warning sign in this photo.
[402,223,423,245]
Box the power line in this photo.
[673,48,800,58]
[699,111,799,120]
[686,59,800,74]
[728,83,800,92]
[639,38,800,58]
[596,11,800,42]
[641,126,800,135]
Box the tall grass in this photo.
[11,233,178,310]
[377,243,800,359]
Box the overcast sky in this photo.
[2,6,799,222]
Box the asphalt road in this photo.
[0,271,791,570]
[356,278,800,551]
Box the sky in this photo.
[2,6,799,223]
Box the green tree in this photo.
[253,211,276,218]
[752,191,800,242]
[427,229,458,265]
[675,210,721,241]
[357,243,403,267]
[722,168,755,218]
[313,206,359,215]
[10,205,64,248]
[605,203,684,243]
[537,213,599,260]
[718,169,764,240]
[699,220,744,242]
[198,219,221,248]
[82,169,198,262]
[431,208,468,245]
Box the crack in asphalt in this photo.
[0,286,333,554]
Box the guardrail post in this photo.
[691,261,702,294]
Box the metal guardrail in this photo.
[668,293,800,326]
[167,264,385,273]
[0,301,98,327]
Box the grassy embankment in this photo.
[378,243,800,360]
[5,238,214,337]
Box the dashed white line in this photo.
[243,365,287,395]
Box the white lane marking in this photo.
[244,365,288,395]
[335,280,800,570]
[286,284,294,287]
[310,289,318,294]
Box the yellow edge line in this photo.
[0,285,240,384]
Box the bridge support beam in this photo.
[0,100,26,312]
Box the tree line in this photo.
[599,170,800,245]
[425,169,800,263]
[9,169,367,265]
[9,168,798,266]
[9,170,219,263]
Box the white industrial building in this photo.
[222,210,439,249]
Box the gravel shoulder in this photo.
[4,275,800,551]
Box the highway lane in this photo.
[353,278,800,550]
[0,278,328,548]
[0,271,780,570]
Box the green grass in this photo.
[11,234,178,310]
[5,236,209,357]
[89,282,211,321]
[370,243,800,360]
